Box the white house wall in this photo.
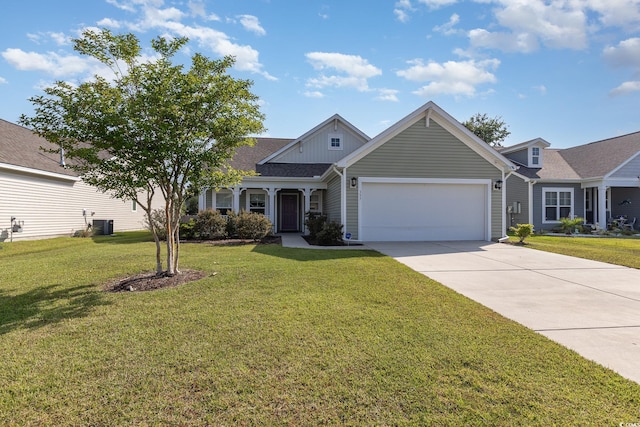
[271,122,367,164]
[0,169,160,242]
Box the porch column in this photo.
[266,188,279,233]
[198,190,206,211]
[232,187,242,213]
[300,187,312,234]
[597,184,607,230]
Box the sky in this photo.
[1,0,639,149]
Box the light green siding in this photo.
[346,119,503,240]
[506,174,530,229]
[325,174,341,223]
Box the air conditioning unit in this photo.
[93,219,114,235]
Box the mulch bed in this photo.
[104,236,281,293]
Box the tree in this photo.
[462,113,510,147]
[20,29,265,276]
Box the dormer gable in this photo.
[500,137,551,169]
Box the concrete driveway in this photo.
[367,241,640,384]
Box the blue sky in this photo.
[1,0,639,148]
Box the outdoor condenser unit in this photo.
[93,219,114,235]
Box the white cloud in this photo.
[533,84,547,94]
[376,88,399,102]
[394,0,414,22]
[0,76,7,84]
[586,0,640,30]
[97,18,122,28]
[397,58,499,97]
[416,0,459,8]
[303,90,324,98]
[469,29,539,53]
[603,37,640,68]
[237,15,266,36]
[610,80,640,96]
[305,52,382,92]
[434,13,461,36]
[1,48,96,77]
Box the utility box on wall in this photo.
[93,219,114,235]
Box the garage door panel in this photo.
[361,182,487,241]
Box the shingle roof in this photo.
[228,137,293,171]
[515,149,581,180]
[0,118,76,177]
[256,163,332,177]
[560,131,640,178]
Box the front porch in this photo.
[583,185,640,231]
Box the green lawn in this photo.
[1,233,639,425]
[509,234,640,269]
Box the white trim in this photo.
[541,187,574,224]
[500,137,550,155]
[328,133,343,151]
[214,189,233,213]
[529,147,541,168]
[605,151,640,179]
[246,189,267,214]
[0,162,80,181]
[279,192,300,231]
[356,177,492,241]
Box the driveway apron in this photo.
[367,241,640,384]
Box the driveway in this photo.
[367,241,640,384]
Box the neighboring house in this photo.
[200,101,517,242]
[0,119,160,242]
[502,132,640,232]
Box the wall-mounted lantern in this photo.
[350,177,358,188]
[493,179,503,191]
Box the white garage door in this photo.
[360,181,488,241]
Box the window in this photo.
[328,133,343,150]
[531,147,540,166]
[131,199,137,212]
[309,192,322,213]
[247,191,266,214]
[543,188,573,222]
[215,191,233,215]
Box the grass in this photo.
[1,233,639,425]
[509,234,640,269]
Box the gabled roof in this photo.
[512,149,581,181]
[258,114,370,165]
[499,137,551,155]
[560,131,640,178]
[336,101,516,172]
[0,118,77,179]
[256,163,332,177]
[228,138,293,171]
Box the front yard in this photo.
[1,233,639,425]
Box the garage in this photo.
[359,179,489,241]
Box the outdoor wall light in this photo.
[494,179,503,190]
[350,177,357,188]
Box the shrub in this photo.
[559,217,584,234]
[316,221,344,246]
[509,223,533,243]
[179,218,197,240]
[73,226,93,238]
[304,211,327,240]
[145,208,167,240]
[226,211,238,238]
[235,211,272,240]
[194,209,228,240]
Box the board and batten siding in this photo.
[1,169,160,242]
[505,174,530,228]
[325,174,341,223]
[272,122,367,164]
[345,119,504,240]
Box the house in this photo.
[502,132,640,232]
[200,101,517,242]
[0,119,160,242]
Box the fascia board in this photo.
[604,150,640,179]
[0,162,80,181]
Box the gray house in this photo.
[502,132,640,232]
[200,101,517,242]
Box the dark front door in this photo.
[280,193,299,231]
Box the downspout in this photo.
[332,165,346,238]
[499,170,513,241]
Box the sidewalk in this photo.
[279,234,371,250]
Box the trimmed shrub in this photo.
[304,211,327,240]
[194,209,228,240]
[316,221,344,246]
[235,211,272,240]
[179,218,197,240]
[226,211,238,238]
[509,223,533,243]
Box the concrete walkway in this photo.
[365,241,640,384]
[279,233,372,250]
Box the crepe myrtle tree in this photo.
[21,29,265,276]
[463,113,510,147]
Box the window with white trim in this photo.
[131,199,137,212]
[543,188,573,223]
[309,192,322,213]
[215,190,233,215]
[531,147,540,166]
[328,133,343,150]
[247,191,266,214]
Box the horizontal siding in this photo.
[504,148,528,166]
[325,175,341,223]
[611,153,640,178]
[1,169,162,242]
[506,174,530,228]
[274,121,367,164]
[347,119,503,240]
[532,183,584,231]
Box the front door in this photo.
[280,193,299,232]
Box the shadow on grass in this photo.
[90,231,155,245]
[251,243,385,262]
[0,284,110,335]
